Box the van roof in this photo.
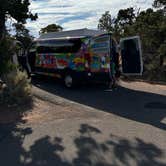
[37,28,107,40]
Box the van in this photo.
[27,29,143,88]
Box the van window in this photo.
[90,36,110,53]
[37,39,82,53]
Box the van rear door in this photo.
[120,36,143,75]
[90,34,111,73]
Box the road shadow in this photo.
[0,99,34,165]
[72,124,165,166]
[0,122,33,166]
[0,123,165,166]
[0,77,165,166]
[32,76,166,130]
[0,99,33,141]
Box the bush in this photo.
[0,36,32,107]
[0,70,32,106]
[0,38,15,75]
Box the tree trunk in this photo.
[0,14,6,41]
[160,55,164,66]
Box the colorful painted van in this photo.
[27,29,143,87]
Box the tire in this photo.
[104,81,111,89]
[64,73,76,88]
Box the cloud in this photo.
[27,0,153,37]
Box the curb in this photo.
[121,78,166,86]
[32,86,100,113]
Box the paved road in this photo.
[0,76,166,166]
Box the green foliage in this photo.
[0,38,16,75]
[13,23,33,50]
[153,0,166,8]
[113,7,136,40]
[98,8,136,40]
[0,12,34,105]
[13,23,30,36]
[0,1,35,107]
[127,9,166,81]
[158,41,166,60]
[158,41,166,78]
[98,1,166,81]
[39,24,63,34]
[0,70,32,105]
[0,0,37,39]
[0,38,32,106]
[98,11,113,32]
[0,0,37,23]
[117,8,136,25]
[0,0,37,74]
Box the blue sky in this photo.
[26,0,153,37]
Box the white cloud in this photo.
[27,0,153,37]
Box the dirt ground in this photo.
[0,80,166,125]
[0,97,98,124]
[0,80,166,166]
[118,80,166,96]
[23,98,97,124]
[0,80,165,125]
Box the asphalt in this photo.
[0,76,166,166]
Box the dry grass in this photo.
[0,70,32,105]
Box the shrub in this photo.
[0,37,32,107]
[1,69,32,106]
[0,38,15,75]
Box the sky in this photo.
[26,0,154,37]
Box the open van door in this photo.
[120,36,143,75]
[27,42,37,72]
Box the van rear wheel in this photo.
[64,73,75,88]
[104,81,111,89]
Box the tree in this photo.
[0,0,37,40]
[0,0,37,76]
[119,7,166,80]
[133,9,166,59]
[39,24,63,34]
[0,0,37,104]
[98,11,114,32]
[98,1,166,81]
[13,23,33,50]
[98,8,136,40]
[114,7,136,37]
[116,8,136,25]
[153,0,166,9]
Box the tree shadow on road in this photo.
[0,123,165,166]
[32,77,166,130]
[73,124,165,166]
[0,123,32,166]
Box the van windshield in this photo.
[37,39,82,53]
